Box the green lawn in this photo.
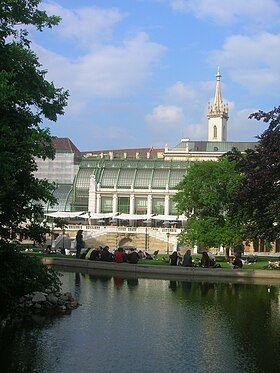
[140,254,279,269]
[20,250,279,270]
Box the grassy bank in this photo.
[21,251,280,270]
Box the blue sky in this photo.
[31,0,280,151]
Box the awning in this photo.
[44,211,85,218]
[151,215,179,221]
[117,213,154,220]
[78,212,116,219]
[151,215,187,221]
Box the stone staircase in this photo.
[82,230,178,253]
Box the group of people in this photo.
[168,249,195,266]
[79,246,143,264]
[75,230,244,269]
[169,250,222,268]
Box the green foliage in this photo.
[0,0,69,242]
[0,245,61,315]
[174,157,244,249]
[0,1,67,314]
[226,106,280,242]
[26,220,50,244]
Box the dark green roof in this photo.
[173,140,256,153]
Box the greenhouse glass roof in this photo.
[74,159,190,193]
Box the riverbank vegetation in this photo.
[0,1,68,316]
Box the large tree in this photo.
[174,157,244,251]
[226,106,280,242]
[0,1,68,315]
[0,0,68,243]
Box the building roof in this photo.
[81,147,164,158]
[71,158,190,209]
[172,140,256,153]
[52,137,80,154]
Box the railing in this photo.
[66,225,181,235]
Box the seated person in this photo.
[232,254,243,269]
[144,252,153,260]
[207,252,216,267]
[182,249,193,267]
[85,248,94,260]
[153,250,159,260]
[80,248,90,259]
[114,247,127,263]
[100,246,113,262]
[126,249,139,264]
[169,250,179,266]
[89,247,101,261]
[138,250,145,258]
[199,252,210,268]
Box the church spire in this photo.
[213,66,223,112]
[207,67,228,142]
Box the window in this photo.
[213,125,217,139]
[169,170,186,189]
[152,198,164,214]
[100,169,119,188]
[135,197,147,214]
[152,170,169,189]
[101,197,113,213]
[117,169,135,188]
[118,197,130,213]
[169,199,178,215]
[134,169,152,189]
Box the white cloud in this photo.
[42,2,125,46]
[209,32,280,95]
[35,31,165,101]
[145,105,185,126]
[168,0,280,25]
[165,81,197,103]
[145,105,188,146]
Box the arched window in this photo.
[213,125,217,139]
[214,147,218,152]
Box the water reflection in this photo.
[1,271,279,373]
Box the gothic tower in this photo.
[207,67,228,142]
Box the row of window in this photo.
[75,167,187,191]
[101,196,177,215]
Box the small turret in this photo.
[207,67,228,142]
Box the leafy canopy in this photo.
[174,157,243,249]
[226,106,280,242]
[0,1,69,242]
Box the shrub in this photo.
[0,244,61,316]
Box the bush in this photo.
[0,244,61,316]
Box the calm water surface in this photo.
[1,270,280,373]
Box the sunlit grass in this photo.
[20,250,279,270]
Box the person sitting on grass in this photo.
[115,247,127,263]
[153,250,159,260]
[100,246,113,262]
[232,253,243,269]
[89,247,101,261]
[126,249,140,264]
[169,250,180,266]
[182,249,193,267]
[199,252,210,268]
[144,252,153,260]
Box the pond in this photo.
[1,270,280,373]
